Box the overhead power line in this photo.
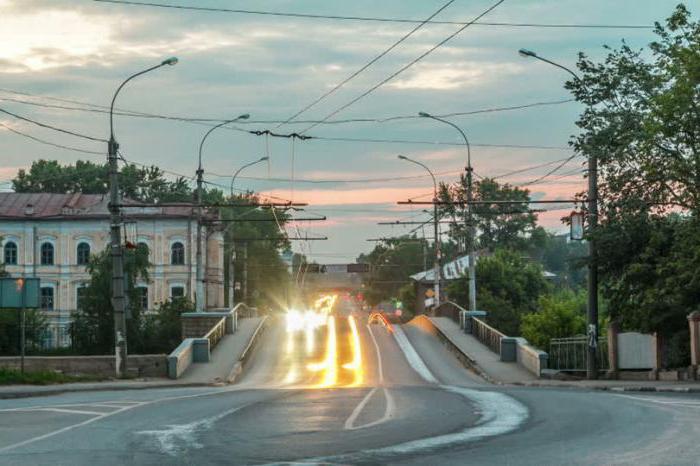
[0,122,103,155]
[0,90,575,127]
[0,107,107,143]
[298,0,506,134]
[91,1,653,29]
[277,0,456,128]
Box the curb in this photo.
[509,381,700,393]
[411,315,499,385]
[0,381,213,400]
[226,315,268,384]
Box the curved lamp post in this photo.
[228,156,269,307]
[418,111,476,312]
[108,57,178,377]
[398,155,441,307]
[194,114,250,312]
[519,48,599,380]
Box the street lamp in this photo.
[519,48,599,380]
[107,57,178,377]
[398,155,441,308]
[194,114,250,312]
[228,156,269,307]
[418,111,476,313]
[230,156,269,196]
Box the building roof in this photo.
[0,193,202,220]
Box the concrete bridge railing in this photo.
[167,303,257,379]
[434,301,549,378]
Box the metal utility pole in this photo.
[242,242,248,303]
[108,57,177,377]
[195,114,250,312]
[419,112,476,312]
[398,155,441,306]
[518,48,599,379]
[228,156,268,307]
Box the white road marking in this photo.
[0,386,254,454]
[343,324,399,431]
[391,325,438,384]
[35,407,107,416]
[616,394,700,407]
[366,324,384,383]
[137,402,253,456]
[0,404,141,454]
[344,387,378,430]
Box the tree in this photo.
[13,159,195,203]
[447,249,550,335]
[357,236,432,307]
[438,176,538,252]
[521,290,586,350]
[71,246,150,354]
[141,298,192,353]
[566,5,699,361]
[220,193,291,311]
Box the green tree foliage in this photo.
[521,290,586,350]
[447,249,550,335]
[528,229,588,288]
[12,159,195,203]
[567,5,699,352]
[221,193,291,311]
[438,176,538,252]
[71,246,151,355]
[357,236,432,307]
[141,298,192,354]
[0,309,47,355]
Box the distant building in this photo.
[0,193,224,348]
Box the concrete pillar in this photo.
[500,337,517,362]
[607,321,619,379]
[688,311,700,378]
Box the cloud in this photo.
[389,62,523,91]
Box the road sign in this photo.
[0,278,40,308]
[304,263,371,273]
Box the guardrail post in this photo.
[688,311,700,379]
[500,337,517,362]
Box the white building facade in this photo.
[0,193,224,348]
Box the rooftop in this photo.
[0,193,201,220]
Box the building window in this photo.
[40,242,54,265]
[41,287,54,311]
[77,242,90,265]
[136,286,148,310]
[170,286,185,299]
[137,242,149,258]
[4,241,17,265]
[171,242,185,265]
[76,286,88,310]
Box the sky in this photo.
[0,0,691,263]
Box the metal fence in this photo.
[472,317,505,355]
[549,336,609,372]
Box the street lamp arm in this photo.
[110,60,176,140]
[398,155,437,195]
[419,113,472,171]
[230,157,269,196]
[198,117,244,171]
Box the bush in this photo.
[520,290,586,350]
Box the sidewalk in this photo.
[178,316,263,384]
[513,379,700,393]
[429,316,537,384]
[0,316,265,399]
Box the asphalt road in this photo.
[0,311,698,465]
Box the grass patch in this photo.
[0,368,105,385]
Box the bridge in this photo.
[1,292,698,465]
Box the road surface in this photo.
[0,311,698,465]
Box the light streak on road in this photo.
[308,316,338,388]
[342,315,363,386]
